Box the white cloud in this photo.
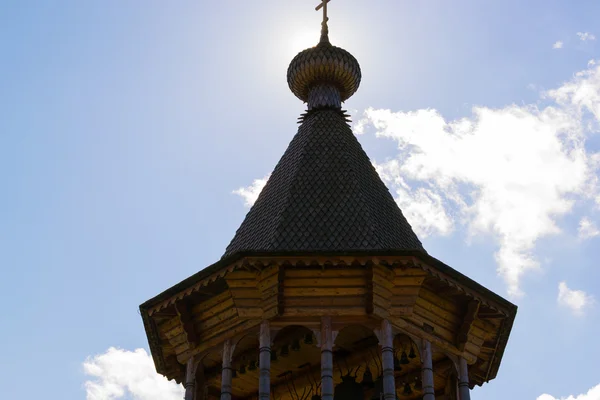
[538,383,600,400]
[577,32,596,41]
[355,62,600,297]
[548,61,600,121]
[375,160,454,238]
[557,281,595,316]
[553,41,564,49]
[233,175,270,207]
[83,347,184,400]
[578,217,600,239]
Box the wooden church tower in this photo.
[140,2,517,399]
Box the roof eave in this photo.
[139,249,517,381]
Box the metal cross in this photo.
[315,0,331,24]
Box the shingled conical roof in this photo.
[223,20,424,258]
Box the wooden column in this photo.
[259,321,271,400]
[380,319,396,400]
[421,339,435,400]
[194,365,206,400]
[184,356,197,400]
[221,339,233,400]
[321,316,334,400]
[458,357,471,400]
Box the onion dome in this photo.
[287,21,361,109]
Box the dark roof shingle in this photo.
[223,109,425,258]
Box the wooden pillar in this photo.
[194,365,206,400]
[259,321,271,400]
[221,339,233,400]
[421,339,435,400]
[380,319,396,400]
[184,356,197,400]
[458,357,471,400]
[321,316,334,400]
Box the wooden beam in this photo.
[456,301,480,352]
[390,318,477,363]
[176,300,199,346]
[477,311,505,319]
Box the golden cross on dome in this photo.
[315,0,331,24]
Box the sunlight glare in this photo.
[288,29,319,57]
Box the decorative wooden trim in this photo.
[149,263,240,316]
[413,260,509,316]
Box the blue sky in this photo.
[1,1,600,399]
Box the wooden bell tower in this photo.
[140,3,517,400]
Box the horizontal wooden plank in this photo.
[388,306,413,316]
[164,323,184,340]
[466,322,487,341]
[390,286,422,296]
[283,307,366,317]
[168,331,189,348]
[262,306,278,320]
[257,276,278,292]
[418,288,460,314]
[285,269,366,278]
[372,285,392,299]
[194,314,241,344]
[413,303,458,332]
[233,298,263,309]
[191,293,234,316]
[229,288,262,299]
[258,285,278,299]
[407,313,455,343]
[392,268,429,277]
[415,297,460,325]
[285,296,365,307]
[372,304,390,318]
[468,332,485,347]
[176,318,258,359]
[237,308,263,318]
[226,279,259,288]
[392,295,421,306]
[372,292,392,309]
[259,264,280,281]
[159,316,182,333]
[372,272,394,290]
[196,305,238,331]
[392,276,427,285]
[284,277,366,287]
[260,296,278,309]
[284,287,366,297]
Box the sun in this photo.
[288,29,319,55]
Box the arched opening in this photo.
[332,324,379,400]
[392,334,421,398]
[196,350,221,400]
[270,325,321,400]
